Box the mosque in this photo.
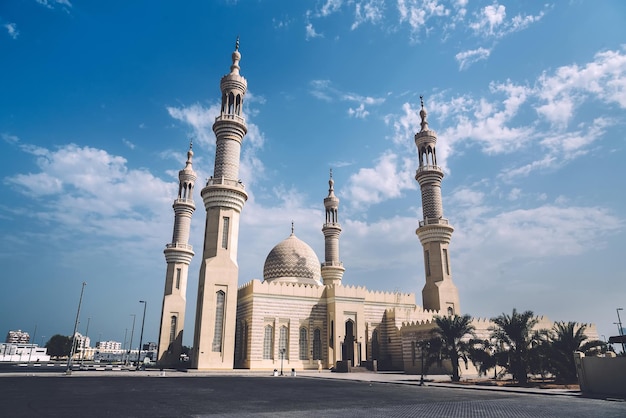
[155,41,593,373]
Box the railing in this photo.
[322,261,344,267]
[205,177,245,189]
[165,243,193,250]
[416,164,443,173]
[215,114,245,124]
[419,217,449,227]
[174,198,194,204]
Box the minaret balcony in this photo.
[416,164,443,174]
[322,261,344,267]
[174,198,195,206]
[419,217,449,227]
[215,114,245,124]
[206,177,246,190]
[166,242,193,250]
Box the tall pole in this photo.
[616,308,624,354]
[81,317,90,367]
[128,314,136,366]
[28,324,37,364]
[137,300,147,370]
[66,281,86,375]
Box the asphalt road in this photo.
[2,375,626,417]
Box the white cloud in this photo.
[36,0,72,9]
[320,0,344,17]
[305,23,323,40]
[344,151,416,210]
[469,3,544,38]
[397,0,449,36]
[4,143,173,241]
[310,79,385,117]
[455,47,491,70]
[4,23,19,39]
[122,138,136,150]
[351,0,385,30]
[536,48,626,126]
[166,103,220,148]
[348,103,369,118]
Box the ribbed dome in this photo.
[263,233,321,285]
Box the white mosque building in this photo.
[156,40,596,372]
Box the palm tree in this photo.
[549,322,605,382]
[490,309,540,385]
[432,314,475,382]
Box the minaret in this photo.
[321,169,345,286]
[192,39,248,370]
[157,141,197,367]
[414,97,460,315]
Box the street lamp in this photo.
[279,348,286,376]
[615,308,626,354]
[66,281,86,375]
[127,314,136,366]
[136,300,147,370]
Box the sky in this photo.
[1,0,625,350]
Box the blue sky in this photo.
[1,0,625,349]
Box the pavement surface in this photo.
[1,365,625,417]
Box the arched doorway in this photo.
[342,320,355,366]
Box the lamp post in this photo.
[66,281,86,375]
[136,300,147,370]
[127,314,136,366]
[279,348,286,376]
[615,308,626,354]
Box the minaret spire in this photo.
[321,169,345,286]
[157,139,197,367]
[414,97,460,315]
[192,40,249,370]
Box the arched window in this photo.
[299,327,308,360]
[263,325,273,359]
[212,291,225,352]
[279,325,288,359]
[447,306,454,316]
[313,328,322,360]
[169,316,177,344]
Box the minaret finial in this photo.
[328,169,335,196]
[186,138,194,166]
[235,36,240,51]
[419,95,429,132]
[291,221,294,235]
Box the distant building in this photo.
[6,330,30,344]
[143,342,157,351]
[96,340,122,350]
[0,343,50,362]
[74,332,91,350]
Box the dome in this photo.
[263,233,321,285]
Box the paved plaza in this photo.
[1,368,626,417]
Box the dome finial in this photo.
[419,95,429,132]
[235,35,240,51]
[291,220,295,235]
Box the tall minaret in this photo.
[414,97,460,315]
[192,39,248,370]
[321,169,345,286]
[157,141,197,367]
